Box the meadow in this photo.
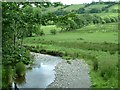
[23,22,118,88]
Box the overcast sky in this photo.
[50,0,117,5]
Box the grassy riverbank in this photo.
[23,22,118,88]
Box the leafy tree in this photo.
[41,12,57,25]
[56,13,78,31]
[22,5,41,37]
[2,2,35,89]
[73,15,85,28]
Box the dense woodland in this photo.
[2,1,119,89]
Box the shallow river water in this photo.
[16,52,62,88]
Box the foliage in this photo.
[2,66,13,89]
[15,62,26,77]
[56,13,78,31]
[53,9,68,16]
[38,30,45,36]
[2,2,35,89]
[50,29,57,35]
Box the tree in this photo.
[2,3,35,89]
[22,5,41,37]
[73,15,84,28]
[56,14,78,31]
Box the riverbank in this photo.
[23,23,118,88]
[47,59,91,88]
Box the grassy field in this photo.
[41,25,61,34]
[91,13,118,18]
[85,4,108,11]
[107,4,118,12]
[23,22,118,88]
[77,13,118,19]
[43,6,64,13]
[42,3,118,14]
[63,4,85,11]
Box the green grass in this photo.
[28,32,118,43]
[41,25,61,35]
[107,4,119,12]
[94,13,118,18]
[85,4,108,11]
[23,22,118,88]
[35,23,118,43]
[77,13,118,19]
[63,4,85,11]
[44,6,64,13]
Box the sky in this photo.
[50,0,117,5]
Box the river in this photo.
[14,52,62,88]
[13,52,91,89]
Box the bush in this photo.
[15,62,26,77]
[38,29,45,36]
[50,29,56,35]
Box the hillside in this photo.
[42,2,119,17]
[63,4,85,12]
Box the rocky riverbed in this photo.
[47,59,91,88]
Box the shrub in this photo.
[15,62,26,77]
[38,29,45,36]
[50,29,56,35]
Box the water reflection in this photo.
[16,52,62,88]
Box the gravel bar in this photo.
[47,59,91,88]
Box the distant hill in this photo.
[41,2,119,15]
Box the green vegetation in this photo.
[85,4,108,12]
[63,4,85,12]
[2,1,119,89]
[15,62,26,77]
[23,22,118,88]
[41,25,61,34]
